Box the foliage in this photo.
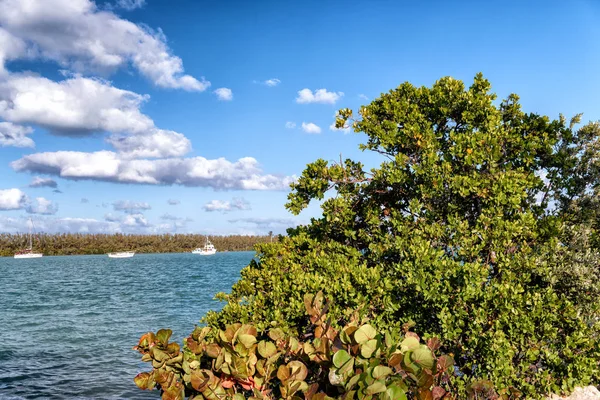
[135,292,493,400]
[0,233,273,256]
[205,74,600,397]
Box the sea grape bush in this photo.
[204,74,600,397]
[135,293,506,399]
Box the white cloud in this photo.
[301,122,321,134]
[106,128,191,158]
[0,0,208,91]
[160,213,180,221]
[0,215,119,233]
[26,196,58,215]
[285,121,296,129]
[203,197,251,213]
[29,176,57,188]
[214,87,233,101]
[228,217,298,234]
[264,78,281,87]
[167,199,180,205]
[11,151,296,190]
[113,199,151,213]
[122,212,149,227]
[114,0,146,10]
[0,188,28,210]
[0,74,152,135]
[358,94,369,100]
[296,88,343,104]
[0,74,191,157]
[104,212,121,222]
[0,121,34,147]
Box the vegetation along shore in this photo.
[0,233,274,257]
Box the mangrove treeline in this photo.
[0,233,275,256]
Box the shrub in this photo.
[203,74,600,397]
[135,293,491,399]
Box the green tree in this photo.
[206,74,600,397]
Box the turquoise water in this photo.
[0,252,253,399]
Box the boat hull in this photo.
[107,252,135,258]
[192,249,217,255]
[14,253,43,259]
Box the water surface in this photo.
[0,252,252,399]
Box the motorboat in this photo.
[192,237,217,255]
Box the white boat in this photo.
[107,251,135,258]
[14,218,43,259]
[192,237,217,255]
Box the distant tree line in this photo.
[0,233,276,256]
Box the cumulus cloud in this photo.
[167,199,180,205]
[0,0,208,91]
[106,128,191,158]
[301,122,321,134]
[29,176,57,188]
[285,121,296,129]
[122,212,149,227]
[214,87,233,101]
[104,212,121,222]
[0,215,119,234]
[203,197,251,213]
[113,199,151,213]
[26,197,58,215]
[358,94,369,100]
[0,188,28,210]
[228,217,298,233]
[296,88,343,104]
[0,74,151,135]
[12,151,296,190]
[0,74,192,157]
[114,0,146,10]
[0,121,34,147]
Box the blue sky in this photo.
[1,0,600,235]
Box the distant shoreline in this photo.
[0,233,277,257]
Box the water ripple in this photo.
[0,252,252,399]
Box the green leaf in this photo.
[372,365,393,379]
[354,324,377,344]
[385,384,407,400]
[238,333,257,348]
[411,346,435,370]
[400,336,420,353]
[365,380,387,395]
[360,338,378,358]
[257,340,277,358]
[333,350,352,368]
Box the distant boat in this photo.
[107,251,135,258]
[192,237,217,255]
[14,218,43,259]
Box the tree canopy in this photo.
[205,74,600,397]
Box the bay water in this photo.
[0,252,253,399]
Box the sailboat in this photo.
[192,236,217,255]
[14,218,43,259]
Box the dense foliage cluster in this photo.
[0,233,273,256]
[136,293,491,400]
[203,74,600,397]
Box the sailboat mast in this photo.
[28,218,33,250]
